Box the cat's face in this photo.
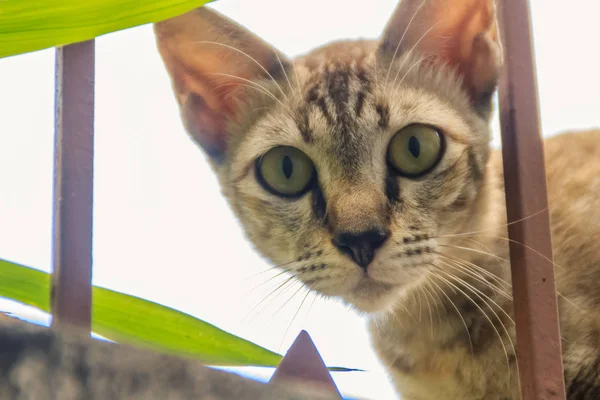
[155,0,502,313]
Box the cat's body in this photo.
[154,1,600,398]
[371,129,600,400]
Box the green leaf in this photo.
[0,259,361,371]
[0,0,214,59]
[0,258,281,366]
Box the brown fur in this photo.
[154,2,600,398]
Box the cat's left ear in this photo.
[154,8,290,161]
[379,0,502,103]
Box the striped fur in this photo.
[155,2,600,399]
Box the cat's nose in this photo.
[333,228,389,269]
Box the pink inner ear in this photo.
[418,2,499,97]
[155,7,292,158]
[381,0,501,102]
[441,2,501,100]
[182,84,255,160]
[172,58,249,158]
[182,93,226,156]
[162,40,281,158]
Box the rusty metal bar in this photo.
[50,40,95,332]
[496,1,566,399]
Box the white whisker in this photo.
[390,21,441,89]
[426,274,474,355]
[210,72,291,112]
[192,40,289,101]
[434,272,513,380]
[436,207,549,238]
[384,0,428,86]
[274,50,295,98]
[279,289,312,350]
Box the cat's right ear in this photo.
[379,0,502,105]
[154,8,290,161]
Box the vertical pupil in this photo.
[408,136,420,158]
[282,155,293,179]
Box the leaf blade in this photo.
[92,284,283,366]
[0,259,362,371]
[0,0,213,58]
[0,259,281,366]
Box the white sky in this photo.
[0,1,598,398]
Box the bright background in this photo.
[0,1,598,398]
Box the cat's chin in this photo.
[343,278,404,314]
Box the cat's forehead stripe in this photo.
[299,64,375,133]
[375,103,390,129]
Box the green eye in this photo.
[256,146,316,197]
[387,124,443,177]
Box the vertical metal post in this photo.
[496,0,566,398]
[51,40,95,332]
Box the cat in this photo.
[154,1,600,399]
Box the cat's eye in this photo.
[256,146,316,197]
[387,124,444,177]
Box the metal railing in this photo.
[47,0,566,398]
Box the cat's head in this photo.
[154,0,503,313]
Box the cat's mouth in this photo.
[340,255,435,312]
[297,245,435,312]
[345,276,403,313]
[354,276,396,294]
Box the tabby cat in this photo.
[154,1,600,398]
